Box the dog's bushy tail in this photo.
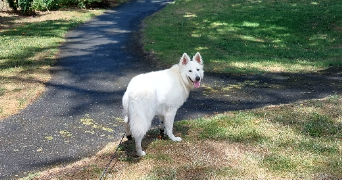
[122,92,129,123]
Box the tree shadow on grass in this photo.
[145,0,342,74]
[0,19,85,73]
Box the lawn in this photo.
[142,0,342,74]
[23,95,342,179]
[11,0,342,179]
[0,10,105,119]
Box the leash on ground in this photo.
[99,132,126,180]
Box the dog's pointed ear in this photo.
[193,52,203,65]
[180,53,190,66]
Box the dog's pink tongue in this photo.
[194,81,201,88]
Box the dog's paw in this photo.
[172,137,182,142]
[137,150,146,157]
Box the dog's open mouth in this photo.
[188,77,201,88]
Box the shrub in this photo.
[32,0,60,11]
[6,0,107,13]
[19,0,34,14]
[76,0,102,9]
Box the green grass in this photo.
[0,87,6,96]
[26,95,342,179]
[0,12,102,71]
[142,0,342,74]
[173,96,342,179]
[0,10,104,119]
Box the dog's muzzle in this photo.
[189,76,201,88]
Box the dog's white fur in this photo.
[122,52,204,156]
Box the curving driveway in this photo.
[0,0,173,178]
[1,0,342,179]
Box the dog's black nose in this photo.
[195,76,200,81]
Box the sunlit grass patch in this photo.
[142,0,342,74]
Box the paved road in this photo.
[2,0,342,179]
[0,0,173,178]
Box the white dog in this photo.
[122,52,204,156]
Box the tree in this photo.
[19,0,34,14]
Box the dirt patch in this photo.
[26,137,257,180]
[0,9,96,30]
[0,66,50,118]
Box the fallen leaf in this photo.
[45,136,53,140]
[102,127,114,132]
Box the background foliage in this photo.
[6,0,106,13]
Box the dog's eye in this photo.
[197,69,199,71]
[189,70,192,72]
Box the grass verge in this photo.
[142,0,342,74]
[22,95,342,179]
[0,10,107,119]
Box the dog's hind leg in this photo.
[129,119,147,156]
[134,134,145,156]
[164,111,182,142]
[124,114,132,140]
[125,121,132,140]
[129,122,148,156]
[123,94,132,140]
[129,114,151,156]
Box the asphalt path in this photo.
[0,0,173,178]
[1,0,342,179]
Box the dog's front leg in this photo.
[164,111,182,141]
[158,115,165,138]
